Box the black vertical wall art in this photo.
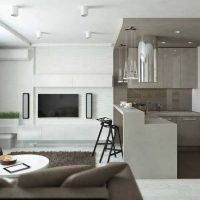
[86,93,92,119]
[22,93,30,119]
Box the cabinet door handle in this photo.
[166,118,172,121]
[182,117,197,121]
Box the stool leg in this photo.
[92,124,104,156]
[107,129,116,163]
[99,127,112,163]
[110,131,117,158]
[117,127,123,157]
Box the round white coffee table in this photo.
[0,154,49,178]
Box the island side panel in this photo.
[114,105,177,179]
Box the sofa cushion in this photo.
[62,162,127,187]
[0,187,109,199]
[107,165,143,200]
[18,165,92,188]
[0,178,14,188]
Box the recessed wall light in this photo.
[188,41,193,44]
[175,30,181,34]
[161,41,166,44]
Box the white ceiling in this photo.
[0,24,28,46]
[1,0,200,46]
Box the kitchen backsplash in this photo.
[127,89,192,111]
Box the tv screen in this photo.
[38,94,78,117]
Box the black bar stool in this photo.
[100,125,123,163]
[0,147,2,155]
[92,117,113,157]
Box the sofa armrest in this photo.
[107,165,143,200]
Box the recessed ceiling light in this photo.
[161,41,166,44]
[188,41,193,44]
[175,30,181,34]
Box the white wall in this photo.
[0,45,113,140]
[35,46,113,74]
[192,47,200,111]
[0,49,34,125]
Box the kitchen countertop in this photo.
[146,111,200,117]
[114,105,174,124]
[145,115,173,124]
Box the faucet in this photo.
[145,102,151,113]
[156,103,161,112]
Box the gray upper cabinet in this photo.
[127,47,197,89]
[180,48,198,88]
[158,48,181,88]
[158,48,197,89]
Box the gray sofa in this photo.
[0,162,143,200]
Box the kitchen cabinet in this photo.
[128,48,198,88]
[152,112,200,146]
[177,116,200,146]
[180,48,198,88]
[160,116,177,123]
[159,48,197,88]
[158,48,181,88]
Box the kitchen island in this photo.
[114,104,177,179]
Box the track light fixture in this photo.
[11,6,18,17]
[36,31,42,39]
[80,5,88,17]
[85,31,91,39]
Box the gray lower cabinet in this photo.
[177,116,200,146]
[160,115,200,146]
[160,116,177,123]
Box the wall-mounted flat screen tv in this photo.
[38,94,78,117]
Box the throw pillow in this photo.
[62,162,127,187]
[18,165,92,188]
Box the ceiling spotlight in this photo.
[85,31,91,39]
[161,41,166,44]
[11,5,18,17]
[175,30,181,34]
[188,41,193,44]
[36,31,42,39]
[80,5,88,17]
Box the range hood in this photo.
[138,36,157,83]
